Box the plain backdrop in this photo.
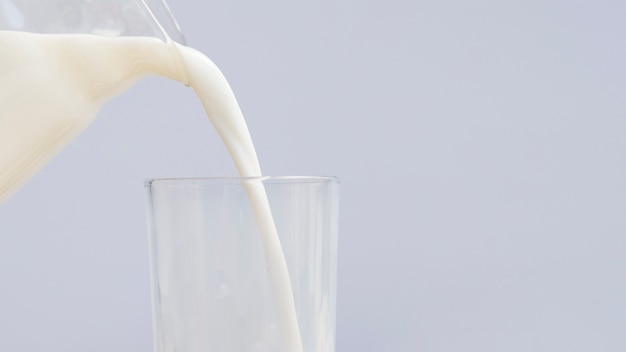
[1,0,626,351]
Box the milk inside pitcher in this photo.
[0,0,187,204]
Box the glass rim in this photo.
[145,176,340,187]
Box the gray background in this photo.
[1,0,626,351]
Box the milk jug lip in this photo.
[144,176,340,187]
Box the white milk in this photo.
[0,31,303,352]
[0,31,185,204]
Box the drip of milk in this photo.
[0,31,303,352]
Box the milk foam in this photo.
[0,31,303,352]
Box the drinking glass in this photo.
[145,177,340,352]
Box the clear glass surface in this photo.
[0,0,185,43]
[145,177,340,352]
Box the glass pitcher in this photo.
[0,0,188,204]
[0,0,185,42]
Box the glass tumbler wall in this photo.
[145,177,339,352]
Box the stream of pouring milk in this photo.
[0,31,303,352]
